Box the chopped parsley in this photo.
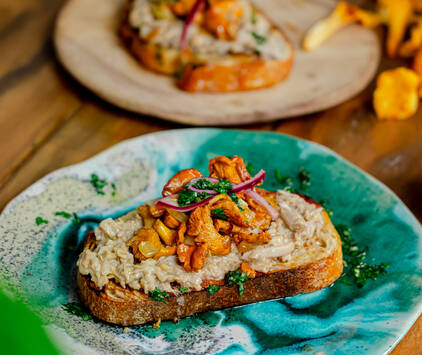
[90,174,107,195]
[226,269,249,296]
[207,285,220,296]
[230,193,244,211]
[337,225,389,288]
[192,178,232,194]
[63,303,92,321]
[213,179,233,194]
[284,186,298,193]
[111,183,117,197]
[297,167,311,190]
[275,169,293,186]
[178,287,189,294]
[252,31,267,45]
[73,212,81,224]
[35,217,48,226]
[193,179,214,190]
[55,211,72,219]
[251,9,257,25]
[178,189,210,206]
[211,208,228,220]
[149,288,169,303]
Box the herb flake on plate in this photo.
[35,217,48,226]
[63,302,92,321]
[337,225,389,288]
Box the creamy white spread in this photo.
[128,0,291,61]
[77,191,335,293]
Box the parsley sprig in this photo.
[227,269,249,296]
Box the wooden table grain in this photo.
[0,0,421,353]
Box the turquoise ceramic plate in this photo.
[0,129,421,354]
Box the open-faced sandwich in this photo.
[77,156,342,325]
[119,0,294,92]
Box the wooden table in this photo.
[0,0,421,353]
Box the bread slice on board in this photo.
[118,0,294,92]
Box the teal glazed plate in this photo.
[0,129,421,354]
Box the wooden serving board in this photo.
[54,0,380,126]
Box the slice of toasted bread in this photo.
[118,0,294,92]
[77,210,342,326]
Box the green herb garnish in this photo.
[252,31,267,45]
[229,193,244,211]
[284,186,298,193]
[35,217,48,226]
[193,179,214,190]
[319,200,334,217]
[207,285,220,296]
[90,174,107,195]
[177,189,210,207]
[55,211,72,219]
[275,169,293,186]
[72,213,81,224]
[297,167,311,190]
[193,178,232,194]
[63,303,92,321]
[149,288,169,303]
[111,183,117,197]
[337,225,389,288]
[178,287,189,294]
[251,9,257,25]
[211,208,228,220]
[213,179,233,194]
[227,269,249,296]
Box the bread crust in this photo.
[77,212,342,326]
[118,2,294,92]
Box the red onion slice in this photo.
[243,189,280,221]
[231,170,266,193]
[156,194,213,212]
[180,0,205,49]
